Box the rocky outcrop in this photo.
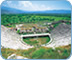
[1,25,33,49]
[7,54,28,59]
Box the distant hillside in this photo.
[1,6,26,14]
[34,10,71,14]
[1,6,71,14]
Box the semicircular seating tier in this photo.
[1,25,33,49]
[45,23,71,48]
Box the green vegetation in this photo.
[17,30,20,34]
[19,32,34,35]
[53,23,61,28]
[1,14,71,27]
[65,22,71,25]
[32,48,46,59]
[1,45,71,59]
[23,36,50,46]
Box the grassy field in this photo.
[1,45,71,59]
[23,36,50,46]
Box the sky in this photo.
[1,1,71,11]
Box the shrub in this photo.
[32,48,46,59]
[17,30,20,34]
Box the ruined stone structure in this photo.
[45,23,71,48]
[1,23,71,49]
[16,24,49,33]
[1,25,33,49]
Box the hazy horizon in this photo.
[1,1,71,11]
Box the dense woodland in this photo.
[1,14,71,26]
